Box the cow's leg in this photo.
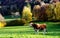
[37,29,39,33]
[35,29,39,32]
[43,28,47,35]
[35,29,39,34]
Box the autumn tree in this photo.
[54,2,60,20]
[22,3,32,22]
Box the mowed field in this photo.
[0,21,60,38]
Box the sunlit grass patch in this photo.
[0,34,60,38]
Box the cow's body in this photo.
[30,22,47,34]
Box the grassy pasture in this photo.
[0,22,60,38]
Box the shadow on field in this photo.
[46,23,60,36]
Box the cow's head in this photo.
[29,22,34,27]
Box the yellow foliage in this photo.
[0,21,6,28]
[45,4,54,20]
[22,6,32,22]
[54,2,60,20]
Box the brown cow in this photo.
[29,22,47,34]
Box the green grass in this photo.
[0,22,60,38]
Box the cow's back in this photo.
[39,24,46,30]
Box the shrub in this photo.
[0,21,6,28]
[19,19,26,25]
[54,2,60,20]
[33,5,41,20]
[6,19,26,26]
[45,4,54,20]
[22,6,32,22]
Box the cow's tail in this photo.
[43,23,47,28]
[43,23,46,25]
